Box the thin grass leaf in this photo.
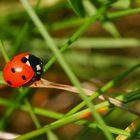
[14,88,140,140]
[67,63,140,115]
[44,7,140,72]
[128,119,140,140]
[64,38,140,48]
[51,17,87,30]
[0,0,42,130]
[108,7,140,19]
[0,42,30,129]
[0,87,140,139]
[0,40,10,62]
[64,52,140,68]
[113,0,130,8]
[116,118,140,140]
[68,0,85,17]
[1,87,140,120]
[0,131,19,139]
[47,130,59,140]
[78,120,130,137]
[50,7,140,31]
[12,0,42,56]
[0,88,29,129]
[29,78,140,117]
[0,1,140,140]
[102,21,120,37]
[83,0,97,16]
[24,99,41,129]
[19,1,114,139]
[0,72,5,85]
[12,23,29,56]
[25,99,52,140]
[83,0,120,37]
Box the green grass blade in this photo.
[12,0,42,56]
[83,0,120,37]
[67,63,140,115]
[20,0,114,139]
[0,40,10,62]
[44,7,140,72]
[12,23,29,56]
[24,99,41,129]
[0,88,29,129]
[108,7,140,19]
[68,0,85,17]
[47,130,59,140]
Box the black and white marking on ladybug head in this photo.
[21,55,29,62]
[25,55,29,59]
[36,65,41,71]
[21,54,43,80]
[21,57,28,63]
[26,61,31,66]
[21,55,31,66]
[28,55,43,73]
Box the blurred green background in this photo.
[0,0,140,140]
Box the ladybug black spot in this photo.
[11,68,15,73]
[7,81,12,85]
[21,57,28,63]
[21,75,27,80]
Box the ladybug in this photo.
[3,53,43,88]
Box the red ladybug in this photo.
[3,53,43,88]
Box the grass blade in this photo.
[19,0,114,139]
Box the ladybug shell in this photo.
[3,53,34,88]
